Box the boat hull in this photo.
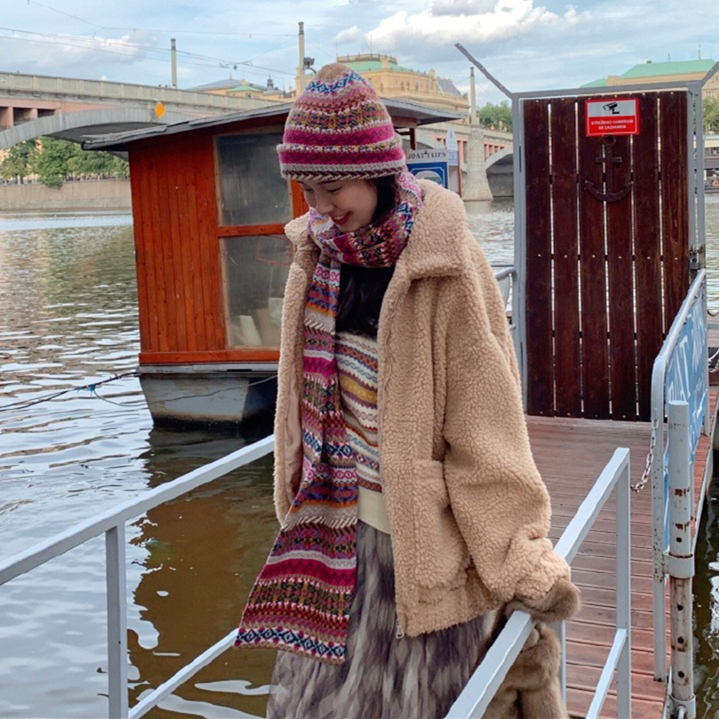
[138,364,278,426]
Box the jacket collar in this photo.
[284,179,472,281]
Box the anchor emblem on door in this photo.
[584,135,633,203]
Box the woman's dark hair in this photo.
[336,174,401,338]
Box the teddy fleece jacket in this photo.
[273,179,570,637]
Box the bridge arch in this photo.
[0,107,197,150]
[485,146,515,198]
[485,146,513,169]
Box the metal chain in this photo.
[632,416,658,492]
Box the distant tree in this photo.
[68,147,129,179]
[33,137,75,187]
[0,140,38,183]
[31,137,130,186]
[705,97,719,133]
[477,100,512,132]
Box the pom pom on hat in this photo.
[277,63,406,181]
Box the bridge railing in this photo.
[0,71,276,112]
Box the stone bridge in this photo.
[0,70,514,196]
[0,71,275,150]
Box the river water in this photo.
[1,200,719,719]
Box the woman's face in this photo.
[299,178,379,232]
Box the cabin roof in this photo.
[82,99,466,152]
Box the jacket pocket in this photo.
[411,459,471,591]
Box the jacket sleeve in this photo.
[441,240,570,604]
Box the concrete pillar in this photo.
[0,105,12,128]
[463,124,493,201]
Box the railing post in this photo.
[616,453,632,718]
[667,401,696,719]
[106,525,129,719]
[550,620,567,705]
[651,394,668,680]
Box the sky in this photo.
[1,0,717,104]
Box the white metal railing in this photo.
[447,447,632,719]
[649,269,709,681]
[494,266,518,358]
[0,434,275,719]
[1,434,631,719]
[493,265,514,309]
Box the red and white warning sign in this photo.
[585,98,640,137]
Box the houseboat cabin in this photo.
[85,101,463,425]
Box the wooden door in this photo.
[523,90,690,421]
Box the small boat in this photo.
[84,100,463,426]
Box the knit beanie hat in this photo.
[277,63,406,181]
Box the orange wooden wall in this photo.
[129,131,231,364]
[128,114,303,366]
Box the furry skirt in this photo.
[266,521,496,719]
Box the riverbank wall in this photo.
[0,179,131,212]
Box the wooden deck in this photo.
[531,391,717,719]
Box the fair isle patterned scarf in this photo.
[235,171,422,664]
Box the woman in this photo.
[235,63,579,719]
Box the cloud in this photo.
[334,26,363,44]
[431,0,499,15]
[3,28,160,76]
[365,0,587,63]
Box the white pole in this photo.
[470,67,477,125]
[615,457,632,718]
[106,525,129,718]
[170,38,177,89]
[298,22,306,93]
[667,401,696,719]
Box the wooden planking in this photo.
[182,139,207,352]
[149,147,175,353]
[524,99,554,415]
[193,132,226,351]
[550,97,582,417]
[521,89,691,422]
[633,93,664,421]
[139,349,280,364]
[659,91,690,332]
[132,154,169,352]
[164,142,190,352]
[128,154,154,353]
[528,396,716,719]
[155,146,187,351]
[605,134,637,420]
[578,99,610,418]
[170,134,218,353]
[131,132,229,360]
[217,223,287,237]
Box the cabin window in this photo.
[221,234,292,347]
[216,133,291,226]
